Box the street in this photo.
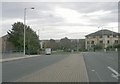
[2,54,68,82]
[82,51,118,82]
[2,52,118,82]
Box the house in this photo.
[1,35,15,53]
[85,29,120,50]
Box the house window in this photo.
[107,35,110,38]
[91,41,94,44]
[87,41,89,44]
[93,36,95,38]
[115,40,118,44]
[100,40,103,43]
[100,35,102,38]
[107,40,109,44]
[113,35,116,38]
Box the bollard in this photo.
[104,49,106,52]
[115,48,118,52]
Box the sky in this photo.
[1,2,118,40]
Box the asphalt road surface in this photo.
[82,51,118,82]
[2,54,68,82]
[2,51,119,82]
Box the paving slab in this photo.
[16,53,89,82]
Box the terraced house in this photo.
[85,29,120,50]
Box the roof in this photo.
[1,34,9,38]
[40,39,85,43]
[85,29,119,37]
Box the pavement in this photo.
[13,53,89,82]
[0,55,41,62]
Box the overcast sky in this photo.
[2,2,118,40]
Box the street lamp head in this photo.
[31,7,35,9]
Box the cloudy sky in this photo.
[2,2,118,40]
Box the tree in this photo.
[93,44,103,50]
[49,39,58,50]
[113,44,120,48]
[60,37,72,52]
[7,22,40,54]
[43,39,58,50]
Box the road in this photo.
[82,51,118,82]
[2,54,68,82]
[2,52,118,82]
[2,53,88,82]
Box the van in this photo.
[45,48,51,55]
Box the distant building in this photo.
[85,29,120,50]
[70,39,85,51]
[39,40,49,49]
[40,39,85,51]
[40,39,60,49]
[0,35,15,53]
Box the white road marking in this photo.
[107,66,119,79]
[0,55,41,62]
[112,73,118,79]
[91,69,103,82]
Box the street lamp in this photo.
[24,7,35,55]
[98,26,105,51]
[104,27,115,49]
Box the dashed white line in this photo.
[91,69,103,82]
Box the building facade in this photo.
[1,35,15,53]
[85,29,119,50]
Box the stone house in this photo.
[85,29,120,50]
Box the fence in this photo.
[2,51,24,59]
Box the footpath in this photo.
[0,55,40,62]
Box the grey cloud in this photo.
[2,2,118,24]
[2,2,53,19]
[2,2,118,39]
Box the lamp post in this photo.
[98,26,103,39]
[104,27,114,49]
[24,7,35,55]
[98,26,105,51]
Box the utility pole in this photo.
[98,26,105,50]
[23,7,35,55]
[104,27,115,49]
[38,29,40,54]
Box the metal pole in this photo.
[104,27,115,49]
[101,27,104,49]
[24,8,26,55]
[38,29,40,54]
[99,26,105,51]
[100,26,104,49]
[23,7,35,55]
[112,27,113,49]
[38,29,40,40]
